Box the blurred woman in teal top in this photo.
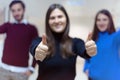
[84,9,120,80]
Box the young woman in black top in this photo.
[30,4,97,80]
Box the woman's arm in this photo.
[30,37,42,57]
[84,59,90,73]
[73,38,97,59]
[30,35,49,61]
[114,29,120,48]
[73,38,91,59]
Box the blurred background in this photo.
[0,0,120,80]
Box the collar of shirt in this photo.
[14,19,28,25]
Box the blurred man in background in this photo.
[0,0,38,80]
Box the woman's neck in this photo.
[52,31,64,41]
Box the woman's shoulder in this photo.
[72,37,85,43]
[111,29,120,44]
[33,37,42,42]
[71,37,85,47]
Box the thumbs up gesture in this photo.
[35,34,49,61]
[85,33,97,57]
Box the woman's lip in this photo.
[54,24,62,27]
[55,25,61,28]
[99,25,105,27]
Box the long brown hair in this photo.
[45,4,73,58]
[92,9,116,41]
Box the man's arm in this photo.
[0,22,9,33]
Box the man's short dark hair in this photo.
[9,0,25,9]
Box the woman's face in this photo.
[96,13,110,32]
[49,8,67,33]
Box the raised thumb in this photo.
[87,32,92,41]
[42,34,47,45]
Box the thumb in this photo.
[87,32,92,41]
[42,34,47,45]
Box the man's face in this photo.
[10,3,25,22]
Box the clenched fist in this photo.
[85,33,97,56]
[35,34,49,61]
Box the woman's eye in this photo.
[50,17,55,20]
[58,15,63,18]
[103,19,107,21]
[97,19,100,21]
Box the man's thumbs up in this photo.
[85,32,97,57]
[35,34,49,61]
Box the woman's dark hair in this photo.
[9,0,25,10]
[45,4,73,58]
[92,9,116,41]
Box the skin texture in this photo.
[10,3,25,22]
[49,8,67,33]
[96,13,109,32]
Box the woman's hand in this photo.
[85,33,97,56]
[35,34,49,61]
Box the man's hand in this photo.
[23,70,32,76]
